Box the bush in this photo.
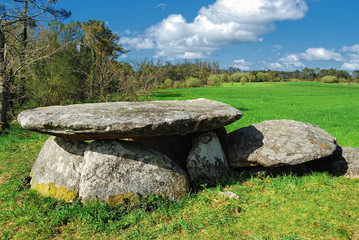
[240,77,247,85]
[229,72,255,82]
[229,73,242,82]
[184,77,203,88]
[207,75,219,86]
[218,74,229,82]
[256,72,270,82]
[163,78,174,88]
[173,81,183,89]
[321,75,338,83]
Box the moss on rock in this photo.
[32,182,78,202]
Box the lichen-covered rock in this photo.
[30,136,88,201]
[306,146,359,178]
[17,98,243,140]
[79,140,189,203]
[187,131,229,187]
[131,135,192,171]
[342,146,359,178]
[224,120,337,167]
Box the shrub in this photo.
[207,75,219,86]
[163,78,174,88]
[321,75,338,83]
[256,72,270,82]
[240,77,247,85]
[229,73,242,82]
[173,81,183,89]
[339,78,347,83]
[229,72,255,83]
[218,74,229,82]
[184,77,203,88]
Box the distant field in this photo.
[153,81,359,148]
[0,81,358,239]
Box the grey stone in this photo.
[79,140,189,202]
[224,120,337,167]
[219,191,240,200]
[306,146,359,178]
[187,131,229,187]
[342,146,359,178]
[17,98,243,140]
[30,136,88,201]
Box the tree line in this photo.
[0,0,358,133]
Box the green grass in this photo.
[1,82,359,239]
[152,81,359,148]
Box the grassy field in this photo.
[1,82,358,239]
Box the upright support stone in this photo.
[187,131,229,187]
[30,136,88,201]
[79,140,189,203]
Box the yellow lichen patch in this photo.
[32,182,78,202]
[319,143,330,150]
[107,192,138,206]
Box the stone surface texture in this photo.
[17,99,243,140]
[224,120,337,167]
[30,136,88,201]
[187,131,229,186]
[341,146,359,178]
[79,140,189,202]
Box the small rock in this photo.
[224,120,337,168]
[187,131,229,187]
[30,136,88,202]
[219,191,240,200]
[79,140,189,203]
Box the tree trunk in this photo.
[0,27,8,130]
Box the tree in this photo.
[81,20,128,99]
[353,70,359,81]
[0,0,70,131]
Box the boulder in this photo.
[30,136,88,201]
[342,146,359,178]
[79,140,189,203]
[17,98,243,140]
[224,120,337,168]
[306,146,359,178]
[187,131,229,187]
[131,135,192,171]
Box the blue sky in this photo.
[56,0,359,71]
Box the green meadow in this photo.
[1,82,358,239]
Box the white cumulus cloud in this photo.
[268,47,344,70]
[299,48,343,61]
[341,44,359,70]
[119,0,308,59]
[233,59,252,70]
[269,53,304,70]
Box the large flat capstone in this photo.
[17,99,242,140]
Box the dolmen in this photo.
[17,99,242,203]
[17,99,359,204]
